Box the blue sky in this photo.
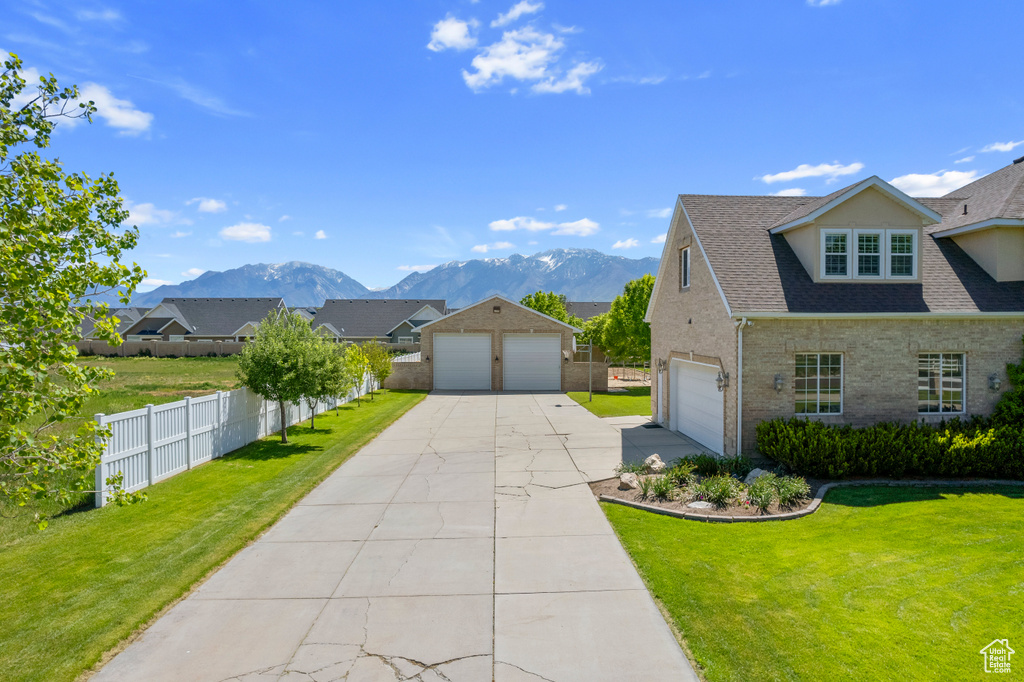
[5,0,1023,291]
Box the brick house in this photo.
[646,159,1024,455]
[311,299,447,345]
[385,295,606,392]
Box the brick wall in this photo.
[741,317,1024,449]
[384,360,432,390]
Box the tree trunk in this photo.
[279,399,288,443]
[310,401,316,430]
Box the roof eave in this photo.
[930,217,1024,239]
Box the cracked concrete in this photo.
[93,393,697,682]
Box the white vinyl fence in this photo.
[93,375,377,507]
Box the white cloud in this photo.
[397,264,438,272]
[954,156,975,164]
[77,83,153,135]
[554,204,567,211]
[219,222,271,243]
[279,214,291,222]
[612,238,639,249]
[76,8,122,22]
[170,230,192,238]
[646,207,672,219]
[771,188,808,196]
[187,197,227,213]
[314,230,327,239]
[181,268,206,278]
[980,140,1024,153]
[471,241,515,253]
[608,75,666,85]
[428,15,479,52]
[489,215,599,236]
[807,0,841,6]
[142,278,174,287]
[889,170,978,197]
[651,233,666,244]
[697,70,712,79]
[492,1,544,28]
[757,161,864,184]
[461,26,601,95]
[126,201,176,226]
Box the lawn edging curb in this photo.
[598,478,1024,523]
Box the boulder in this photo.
[644,454,666,474]
[743,468,768,485]
[618,472,640,490]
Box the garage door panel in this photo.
[670,359,724,454]
[434,334,491,390]
[503,334,561,391]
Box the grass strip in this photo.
[0,389,426,682]
[603,485,1024,682]
[567,386,651,417]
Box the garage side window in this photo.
[679,246,690,289]
[795,353,843,414]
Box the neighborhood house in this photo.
[647,158,1024,455]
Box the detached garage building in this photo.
[385,295,605,393]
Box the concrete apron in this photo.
[94,393,699,682]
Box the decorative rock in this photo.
[619,473,640,490]
[687,501,713,509]
[644,454,666,474]
[743,468,768,485]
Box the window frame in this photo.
[853,228,884,279]
[917,352,965,415]
[820,229,851,279]
[679,246,691,289]
[794,352,844,415]
[397,336,414,344]
[886,229,918,279]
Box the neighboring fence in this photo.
[93,375,376,507]
[392,352,421,363]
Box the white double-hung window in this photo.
[918,353,964,414]
[820,228,917,280]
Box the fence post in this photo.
[94,413,106,508]
[215,390,223,457]
[185,396,193,470]
[146,404,155,487]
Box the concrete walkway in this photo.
[95,393,699,682]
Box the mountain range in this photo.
[130,249,660,308]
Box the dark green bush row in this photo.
[756,417,1024,480]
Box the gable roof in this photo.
[418,295,583,332]
[126,298,287,336]
[565,301,612,321]
[932,159,1024,236]
[312,299,448,338]
[80,306,149,338]
[661,162,1024,316]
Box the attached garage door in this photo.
[670,359,724,454]
[433,334,491,390]
[503,334,561,391]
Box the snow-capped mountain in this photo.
[131,262,370,307]
[129,250,659,308]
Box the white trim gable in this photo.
[318,322,344,339]
[418,295,583,333]
[385,304,443,335]
[129,303,193,332]
[230,322,260,337]
[769,176,943,235]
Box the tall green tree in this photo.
[602,274,655,362]
[0,54,145,517]
[363,339,393,398]
[299,331,344,430]
[236,311,322,443]
[519,291,584,328]
[347,344,370,406]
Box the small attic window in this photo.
[493,305,501,313]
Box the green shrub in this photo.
[666,461,697,488]
[694,474,740,506]
[746,473,777,511]
[992,335,1024,428]
[650,475,675,500]
[690,454,722,477]
[615,461,647,476]
[774,475,810,506]
[637,476,655,500]
[756,417,1024,480]
[721,455,755,479]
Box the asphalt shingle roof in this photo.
[312,300,447,338]
[565,301,612,321]
[131,298,286,336]
[684,161,1024,314]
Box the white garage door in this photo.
[670,359,724,454]
[503,334,561,391]
[433,334,491,390]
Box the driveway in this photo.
[94,393,699,682]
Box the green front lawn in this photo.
[0,389,426,682]
[604,486,1024,682]
[567,386,651,417]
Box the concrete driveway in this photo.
[94,393,699,682]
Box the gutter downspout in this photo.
[734,317,750,455]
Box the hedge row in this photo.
[756,418,1024,480]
